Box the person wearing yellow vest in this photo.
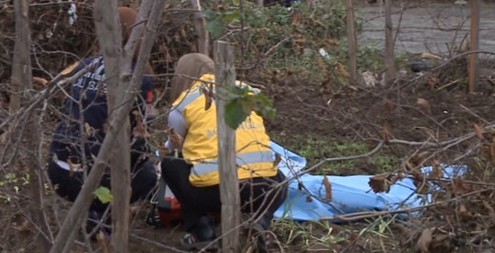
[161,53,287,251]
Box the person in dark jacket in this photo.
[47,7,157,234]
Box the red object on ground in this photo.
[158,197,182,226]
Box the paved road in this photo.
[356,2,495,57]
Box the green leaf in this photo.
[202,10,218,20]
[253,92,276,120]
[255,106,276,120]
[205,19,225,40]
[94,186,113,204]
[222,11,241,23]
[225,99,249,129]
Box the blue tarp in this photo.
[271,142,467,221]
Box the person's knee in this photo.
[48,161,83,202]
[137,162,158,186]
[131,162,158,201]
[160,157,191,180]
[160,156,184,171]
[145,162,158,180]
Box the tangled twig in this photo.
[323,188,493,222]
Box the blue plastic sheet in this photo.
[271,142,467,221]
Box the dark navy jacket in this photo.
[50,56,153,168]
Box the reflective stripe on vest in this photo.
[191,150,274,177]
[174,87,203,113]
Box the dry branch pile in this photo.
[0,0,199,87]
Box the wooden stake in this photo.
[214,40,240,253]
[344,0,357,84]
[384,0,395,85]
[469,0,481,93]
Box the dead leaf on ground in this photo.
[416,182,430,195]
[13,219,31,233]
[431,160,444,179]
[429,233,454,253]
[417,98,432,115]
[416,228,433,253]
[381,125,392,144]
[390,172,404,185]
[458,203,467,217]
[368,173,392,193]
[291,12,303,26]
[319,77,332,93]
[324,38,338,47]
[413,173,430,195]
[452,177,471,195]
[405,160,417,172]
[306,195,313,202]
[383,97,396,113]
[292,33,305,47]
[426,75,439,88]
[323,175,332,202]
[335,62,350,79]
[410,151,430,166]
[344,85,358,96]
[473,123,485,140]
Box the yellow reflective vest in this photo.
[172,74,277,187]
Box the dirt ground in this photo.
[2,1,495,253]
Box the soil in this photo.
[2,1,495,253]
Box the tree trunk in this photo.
[93,1,132,252]
[10,0,31,113]
[11,0,52,251]
[191,0,209,55]
[25,115,53,252]
[384,0,395,85]
[214,40,240,253]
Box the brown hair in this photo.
[118,7,154,75]
[169,53,214,103]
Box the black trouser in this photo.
[160,156,288,232]
[48,160,157,213]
